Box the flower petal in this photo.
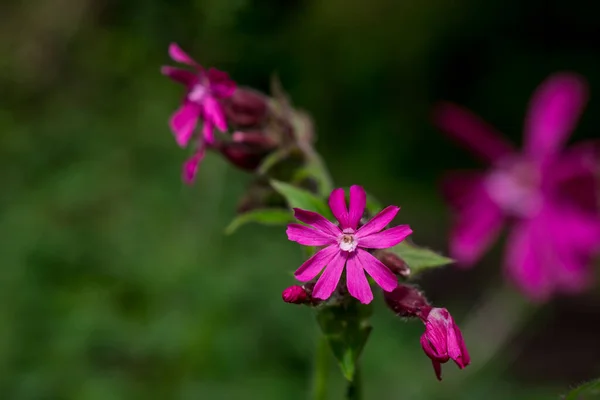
[504,221,551,301]
[201,120,215,145]
[293,208,341,237]
[207,68,236,98]
[355,249,398,292]
[286,223,337,246]
[346,252,373,304]
[168,43,199,66]
[294,245,339,282]
[329,188,349,228]
[355,206,399,238]
[524,73,588,162]
[170,103,201,147]
[312,251,347,301]
[161,66,197,87]
[348,185,366,229]
[433,101,515,163]
[358,225,412,249]
[182,148,205,184]
[202,96,228,132]
[445,174,505,266]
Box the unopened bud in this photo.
[219,131,277,171]
[374,250,411,277]
[225,88,268,127]
[384,284,431,319]
[282,285,308,304]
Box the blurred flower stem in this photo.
[345,368,362,400]
[312,334,330,400]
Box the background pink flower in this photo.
[286,185,412,304]
[434,73,600,301]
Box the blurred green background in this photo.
[2,0,600,398]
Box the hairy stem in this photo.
[312,334,330,400]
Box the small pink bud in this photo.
[225,88,268,127]
[218,131,277,171]
[282,285,308,304]
[375,250,411,277]
[383,285,431,318]
[420,307,470,381]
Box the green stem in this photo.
[346,368,362,400]
[312,334,330,400]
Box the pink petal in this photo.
[312,251,347,301]
[431,359,443,381]
[294,245,339,282]
[346,253,374,304]
[348,185,367,229]
[286,223,337,246]
[170,103,201,147]
[202,120,215,145]
[168,43,199,66]
[433,102,515,164]
[524,73,588,162]
[207,68,236,98]
[504,221,551,302]
[356,249,398,292]
[161,66,197,87]
[329,188,349,229]
[293,208,341,237]
[357,225,412,249]
[356,206,399,238]
[446,175,505,267]
[451,322,470,368]
[202,96,228,132]
[182,148,205,184]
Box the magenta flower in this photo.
[435,72,600,301]
[286,185,412,304]
[162,43,236,183]
[419,308,470,381]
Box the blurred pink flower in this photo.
[162,43,236,146]
[419,308,470,381]
[435,72,600,301]
[286,185,412,304]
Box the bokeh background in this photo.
[2,0,600,399]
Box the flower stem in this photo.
[345,368,362,400]
[312,334,330,400]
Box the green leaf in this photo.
[270,180,332,218]
[316,300,373,382]
[390,241,454,274]
[225,208,294,235]
[564,379,600,400]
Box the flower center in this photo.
[188,83,208,103]
[339,230,358,252]
[484,158,542,217]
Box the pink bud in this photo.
[225,88,268,127]
[374,250,411,277]
[420,308,470,381]
[383,285,431,318]
[219,131,277,171]
[282,285,308,304]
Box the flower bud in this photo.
[383,284,431,318]
[420,307,470,380]
[218,131,277,171]
[225,88,268,127]
[374,250,411,277]
[282,285,308,304]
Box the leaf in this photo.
[564,379,600,400]
[270,180,332,218]
[316,300,373,382]
[390,241,454,274]
[225,208,294,235]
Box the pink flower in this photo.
[419,308,470,381]
[435,72,600,301]
[162,43,236,183]
[286,185,412,304]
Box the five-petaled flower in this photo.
[419,307,470,381]
[162,43,236,183]
[434,72,600,301]
[286,185,412,304]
